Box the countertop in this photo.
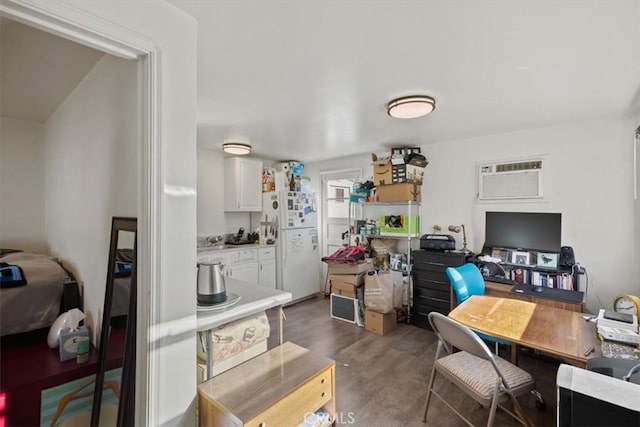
[197,243,276,253]
[196,278,292,331]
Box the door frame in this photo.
[0,1,159,424]
[319,168,362,291]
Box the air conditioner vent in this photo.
[495,160,542,173]
[478,158,544,200]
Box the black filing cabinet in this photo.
[411,250,469,329]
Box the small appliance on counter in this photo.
[197,261,227,305]
[224,227,260,245]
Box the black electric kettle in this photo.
[197,262,227,305]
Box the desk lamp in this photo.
[448,224,469,252]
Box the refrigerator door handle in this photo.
[283,239,287,265]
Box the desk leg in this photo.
[279,306,284,345]
[511,344,519,366]
[206,329,213,380]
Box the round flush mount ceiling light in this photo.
[222,142,251,155]
[387,95,436,119]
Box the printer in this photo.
[596,309,640,345]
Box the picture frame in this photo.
[511,250,530,266]
[536,252,558,268]
[491,248,509,263]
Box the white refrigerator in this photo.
[255,191,319,300]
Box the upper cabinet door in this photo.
[224,157,263,211]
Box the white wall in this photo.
[9,1,198,425]
[44,54,138,343]
[0,117,47,252]
[307,116,639,312]
[41,2,199,425]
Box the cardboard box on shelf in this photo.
[376,182,422,202]
[326,259,374,275]
[372,154,393,186]
[365,309,397,335]
[329,273,365,298]
[392,163,407,183]
[378,215,420,236]
[406,157,428,183]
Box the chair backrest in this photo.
[429,311,493,360]
[446,263,485,304]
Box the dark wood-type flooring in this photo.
[268,295,560,427]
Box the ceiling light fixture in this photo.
[387,95,436,119]
[222,142,251,155]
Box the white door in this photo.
[320,170,361,292]
[281,228,319,300]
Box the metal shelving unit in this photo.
[348,200,421,323]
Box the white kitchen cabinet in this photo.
[227,261,259,284]
[258,246,277,289]
[198,247,260,285]
[224,157,263,212]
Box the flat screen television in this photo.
[557,364,640,426]
[484,211,561,253]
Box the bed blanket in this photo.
[0,252,69,336]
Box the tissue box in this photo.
[59,326,89,361]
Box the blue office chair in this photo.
[446,263,511,355]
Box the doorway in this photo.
[320,169,361,293]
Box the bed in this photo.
[0,251,81,337]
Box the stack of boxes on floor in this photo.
[328,261,399,335]
[328,261,372,328]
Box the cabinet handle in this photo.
[321,378,325,384]
[259,423,266,427]
[321,391,326,397]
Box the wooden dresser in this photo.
[198,342,335,426]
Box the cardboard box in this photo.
[372,154,393,186]
[59,326,90,361]
[329,273,365,298]
[376,182,422,202]
[327,259,374,275]
[379,215,420,236]
[392,163,407,183]
[365,309,397,335]
[406,157,428,183]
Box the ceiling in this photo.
[172,0,640,162]
[0,17,103,123]
[2,3,639,162]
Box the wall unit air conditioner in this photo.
[478,159,543,200]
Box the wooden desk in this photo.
[450,281,585,313]
[198,342,336,426]
[448,295,600,367]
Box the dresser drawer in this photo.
[411,302,450,329]
[413,285,450,305]
[246,366,334,427]
[412,250,467,273]
[412,271,450,289]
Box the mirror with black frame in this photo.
[91,217,137,427]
